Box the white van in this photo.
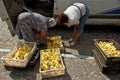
[0,0,120,36]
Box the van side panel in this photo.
[53,0,120,26]
[54,0,120,16]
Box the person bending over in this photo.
[15,12,56,45]
[56,2,89,46]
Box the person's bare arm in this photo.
[72,24,79,28]
[40,31,53,43]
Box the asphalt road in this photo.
[0,18,120,80]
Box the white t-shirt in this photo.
[64,3,86,26]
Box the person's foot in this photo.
[68,38,73,43]
[69,41,77,46]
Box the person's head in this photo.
[47,18,56,28]
[56,13,68,25]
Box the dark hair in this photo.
[56,13,68,25]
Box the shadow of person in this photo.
[96,69,120,80]
[9,67,37,80]
[104,74,120,80]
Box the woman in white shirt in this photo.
[56,2,89,46]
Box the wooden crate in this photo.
[47,36,63,49]
[94,39,120,66]
[39,48,65,78]
[1,40,37,68]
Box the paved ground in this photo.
[1,18,120,80]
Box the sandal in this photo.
[68,38,73,43]
[69,41,77,47]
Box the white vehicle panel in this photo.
[54,0,120,15]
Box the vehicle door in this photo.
[0,0,24,36]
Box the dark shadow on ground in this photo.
[9,67,37,80]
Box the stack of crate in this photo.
[39,36,65,79]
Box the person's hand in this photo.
[35,34,41,38]
[49,39,53,43]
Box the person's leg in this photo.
[75,6,89,42]
[78,6,89,34]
